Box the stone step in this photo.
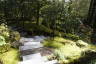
[22,53,42,61]
[20,37,34,43]
[18,59,45,64]
[24,42,41,46]
[19,59,58,64]
[19,45,43,51]
[45,60,58,64]
[22,54,48,62]
[33,36,46,42]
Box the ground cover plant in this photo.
[42,37,96,64]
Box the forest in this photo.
[0,0,96,64]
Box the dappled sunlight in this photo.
[0,48,19,64]
[0,0,95,64]
[43,37,96,64]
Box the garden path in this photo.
[18,36,58,64]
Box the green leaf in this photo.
[0,36,6,46]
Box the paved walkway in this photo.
[18,36,58,64]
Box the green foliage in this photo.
[0,48,19,64]
[43,40,64,48]
[0,23,20,53]
[0,36,6,46]
[10,31,21,42]
[0,23,20,43]
[63,33,80,40]
[0,0,91,42]
[43,37,96,64]
[54,45,82,63]
[0,44,11,53]
[0,23,10,43]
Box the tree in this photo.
[87,0,96,43]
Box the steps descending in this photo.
[18,36,58,64]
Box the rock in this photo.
[76,40,88,47]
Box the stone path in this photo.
[18,36,58,64]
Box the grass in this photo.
[0,48,19,64]
[43,40,64,48]
[42,37,96,64]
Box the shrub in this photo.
[0,49,19,64]
[0,23,20,50]
[0,23,10,43]
[0,36,6,46]
[10,31,20,42]
[63,33,80,41]
[43,37,93,64]
[54,45,82,63]
[0,44,11,53]
[0,23,20,43]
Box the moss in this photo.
[43,40,64,48]
[42,37,96,64]
[54,45,82,63]
[0,48,19,64]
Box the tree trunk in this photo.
[36,1,40,25]
[87,0,96,43]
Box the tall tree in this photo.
[87,0,96,43]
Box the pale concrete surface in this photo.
[19,44,43,51]
[24,42,41,46]
[18,59,45,64]
[23,53,42,61]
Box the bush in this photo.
[0,23,10,43]
[0,23,20,50]
[0,44,11,53]
[0,23,20,43]
[0,48,19,64]
[10,31,20,42]
[0,36,6,46]
[43,37,95,64]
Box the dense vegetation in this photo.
[0,24,20,64]
[0,0,96,64]
[42,37,96,64]
[0,0,91,42]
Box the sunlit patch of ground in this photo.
[0,48,19,64]
[42,37,96,64]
